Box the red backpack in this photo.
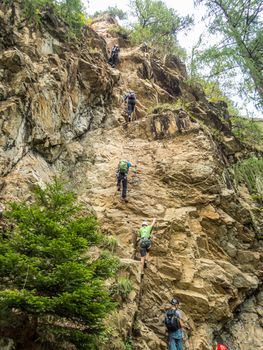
[217,345,229,350]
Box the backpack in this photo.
[164,310,181,331]
[140,237,151,249]
[119,160,128,173]
[128,92,136,103]
[112,46,119,55]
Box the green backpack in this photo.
[119,160,128,173]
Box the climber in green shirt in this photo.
[138,218,156,275]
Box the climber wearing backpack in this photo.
[109,44,120,68]
[124,90,136,122]
[138,218,156,274]
[116,160,134,202]
[165,298,184,350]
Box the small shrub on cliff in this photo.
[110,277,133,301]
[233,157,263,194]
[0,178,119,349]
[232,157,263,239]
[109,24,131,39]
[232,116,263,148]
[148,99,191,114]
[20,0,87,37]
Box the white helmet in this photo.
[142,220,148,226]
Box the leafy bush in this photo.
[0,178,118,349]
[19,0,87,37]
[233,157,263,194]
[232,157,263,239]
[110,277,133,301]
[232,116,263,147]
[101,236,118,253]
[148,99,191,114]
[187,77,239,113]
[125,338,134,350]
[109,24,131,39]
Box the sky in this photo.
[85,0,195,16]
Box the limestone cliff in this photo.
[0,3,263,350]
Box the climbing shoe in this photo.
[121,197,128,203]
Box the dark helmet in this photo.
[171,298,179,305]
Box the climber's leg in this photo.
[117,173,121,191]
[141,256,145,273]
[112,53,117,68]
[144,250,150,268]
[168,333,177,350]
[140,246,147,274]
[175,338,184,350]
[128,102,135,122]
[122,174,128,199]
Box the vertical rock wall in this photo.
[0,4,262,350]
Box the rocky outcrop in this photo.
[0,4,262,350]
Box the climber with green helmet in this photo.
[138,218,156,274]
[116,160,134,202]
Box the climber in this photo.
[109,44,120,68]
[116,160,134,202]
[175,110,187,133]
[138,218,156,274]
[165,298,184,350]
[124,90,136,122]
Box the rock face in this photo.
[0,4,263,350]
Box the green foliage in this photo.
[125,338,134,350]
[57,0,87,34]
[101,236,118,253]
[232,156,263,239]
[233,157,263,194]
[19,0,87,37]
[109,24,131,38]
[187,76,240,115]
[93,6,127,20]
[0,178,118,349]
[129,0,192,55]
[110,277,133,301]
[148,99,191,114]
[195,0,263,110]
[232,117,263,148]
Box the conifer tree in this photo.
[0,179,118,350]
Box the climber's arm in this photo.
[151,218,156,228]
